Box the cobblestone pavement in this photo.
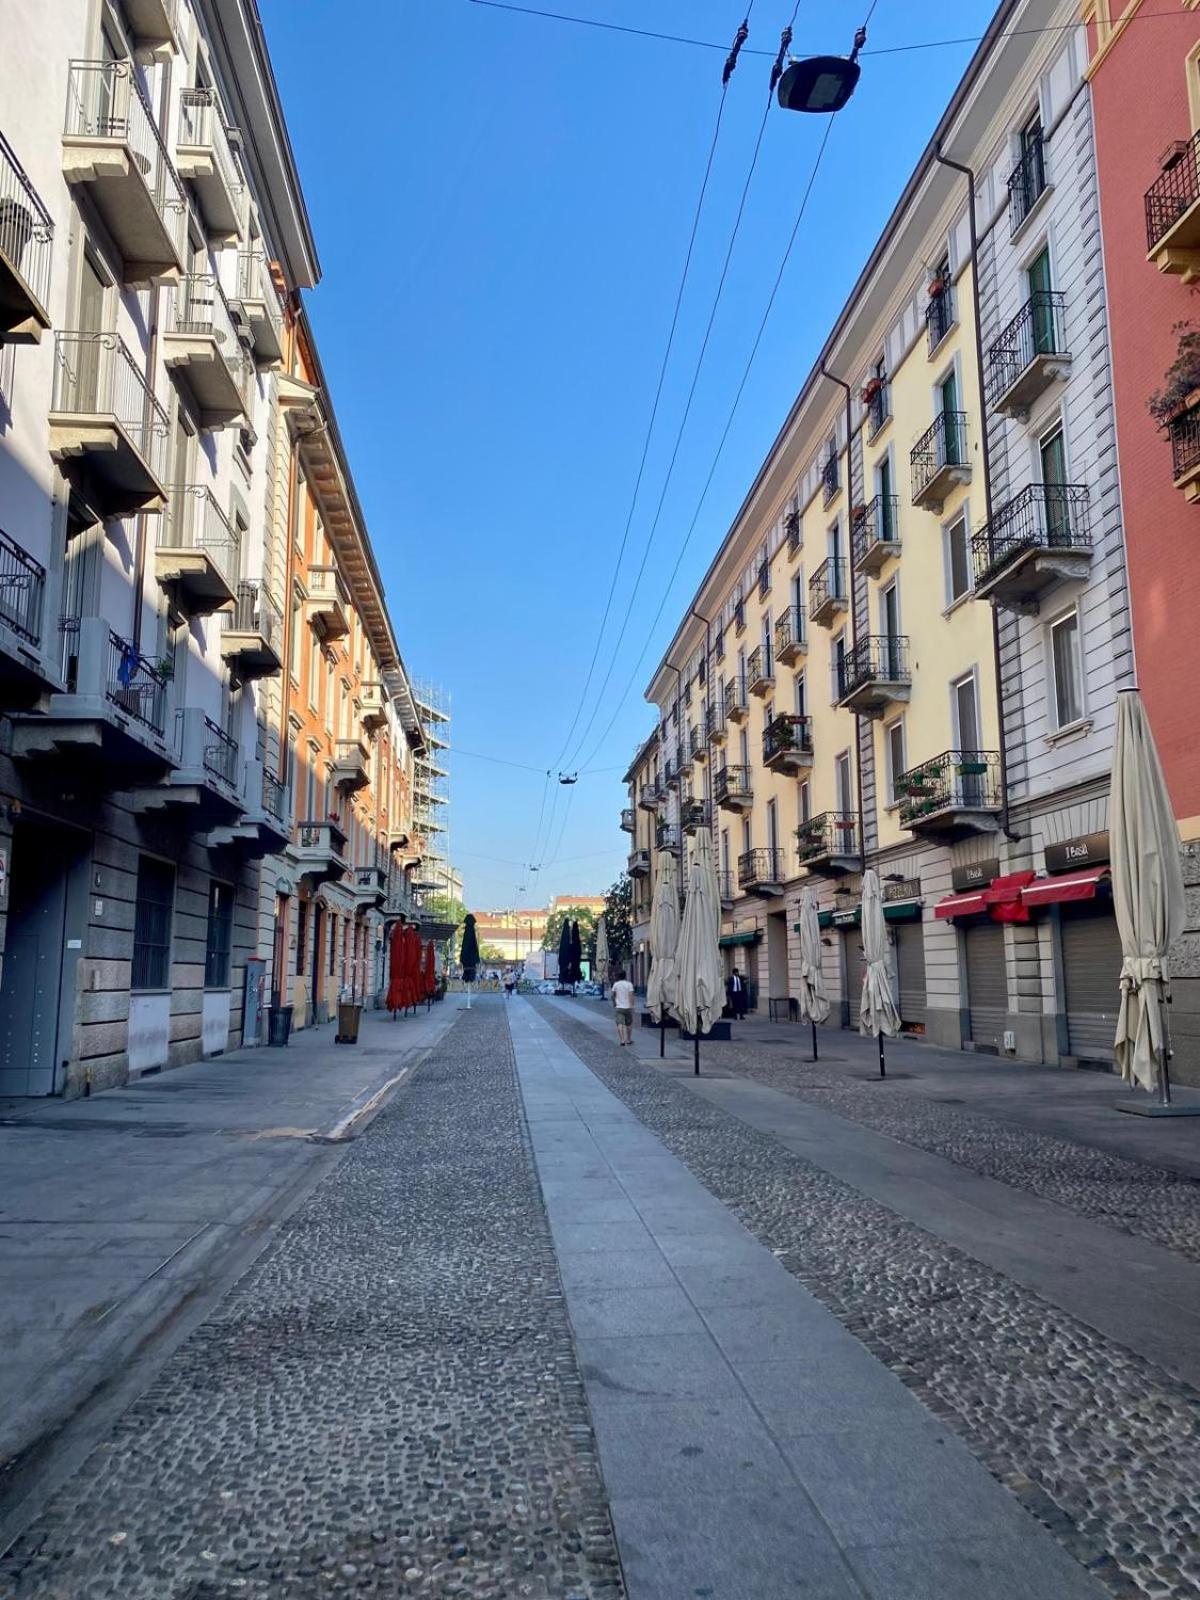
[531,1000,1200,1600]
[0,1003,624,1600]
[648,1029,1200,1264]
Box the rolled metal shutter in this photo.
[1061,904,1122,1064]
[965,921,1006,1052]
[844,929,865,1016]
[894,921,927,1029]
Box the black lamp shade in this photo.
[777,56,861,114]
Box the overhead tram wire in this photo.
[576,103,840,773]
[542,9,756,775]
[559,10,803,774]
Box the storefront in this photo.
[818,882,924,1031]
[1021,833,1120,1067]
[933,860,1033,1054]
[719,927,761,1012]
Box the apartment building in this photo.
[626,0,1146,1072]
[0,0,429,1094]
[622,730,660,992]
[1083,0,1200,1075]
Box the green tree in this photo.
[479,942,508,963]
[604,875,632,968]
[423,894,466,928]
[542,904,598,956]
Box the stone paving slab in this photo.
[510,1000,1110,1600]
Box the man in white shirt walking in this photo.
[610,970,635,1047]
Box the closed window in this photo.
[945,512,971,604]
[132,856,174,991]
[886,718,906,804]
[296,900,307,975]
[1050,610,1082,727]
[205,880,233,989]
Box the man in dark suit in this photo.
[727,968,749,1019]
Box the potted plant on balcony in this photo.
[860,376,882,405]
[1149,321,1200,427]
[955,757,988,776]
[927,273,946,298]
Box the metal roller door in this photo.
[844,929,865,1019]
[964,921,1006,1053]
[1061,904,1123,1064]
[893,921,927,1031]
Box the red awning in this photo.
[1022,867,1111,908]
[934,890,989,921]
[984,870,1035,924]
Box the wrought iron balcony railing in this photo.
[821,454,840,504]
[715,764,753,806]
[757,560,771,598]
[898,749,1001,827]
[620,806,635,832]
[785,508,801,556]
[850,495,900,572]
[738,848,784,888]
[0,128,53,321]
[50,330,170,483]
[1145,129,1200,254]
[985,293,1068,408]
[926,282,954,351]
[1168,400,1200,485]
[0,528,45,647]
[865,380,889,436]
[104,629,168,735]
[911,411,969,504]
[723,676,747,718]
[808,557,848,621]
[1008,134,1047,233]
[773,605,805,662]
[236,248,283,336]
[733,599,746,633]
[796,810,860,865]
[717,869,734,903]
[971,483,1091,586]
[835,634,910,701]
[231,580,283,647]
[201,714,238,787]
[178,86,244,204]
[762,713,812,764]
[656,822,682,853]
[681,798,709,833]
[262,767,287,822]
[747,644,772,688]
[163,484,241,591]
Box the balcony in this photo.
[664,755,680,791]
[233,248,283,367]
[61,60,186,283]
[808,558,848,628]
[785,509,801,558]
[0,132,52,342]
[762,713,813,775]
[835,635,911,718]
[1008,134,1048,235]
[361,681,388,731]
[738,848,785,896]
[796,811,861,874]
[162,274,249,430]
[638,781,661,812]
[723,677,748,724]
[715,764,753,815]
[332,738,369,793]
[207,758,290,856]
[681,798,709,834]
[925,281,955,354]
[620,807,635,832]
[176,87,245,245]
[353,866,388,909]
[49,331,169,515]
[986,294,1071,420]
[747,645,773,698]
[733,600,746,635]
[718,870,735,909]
[221,581,283,681]
[773,606,806,666]
[305,565,350,640]
[911,411,971,513]
[125,0,182,57]
[292,818,349,888]
[628,847,651,878]
[656,822,682,854]
[689,722,707,763]
[0,528,47,689]
[898,750,1002,838]
[677,739,694,776]
[972,484,1091,609]
[821,455,840,507]
[1145,131,1200,280]
[864,379,890,438]
[156,485,240,615]
[1167,400,1200,501]
[134,705,240,822]
[13,618,171,773]
[384,876,418,921]
[709,704,727,747]
[851,495,901,576]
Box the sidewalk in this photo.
[0,1001,455,1474]
[511,999,1110,1600]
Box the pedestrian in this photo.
[727,967,749,1020]
[610,968,635,1047]
[504,971,515,998]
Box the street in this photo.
[1,997,1198,1599]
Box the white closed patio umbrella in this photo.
[1110,689,1195,1114]
[646,849,680,1057]
[594,914,610,997]
[673,828,723,1076]
[797,887,831,1061]
[860,868,900,1078]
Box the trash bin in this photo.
[267,1004,293,1048]
[336,1002,362,1044]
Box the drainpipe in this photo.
[820,362,868,873]
[934,144,1018,842]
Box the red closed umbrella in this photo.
[404,924,421,1013]
[423,940,435,1002]
[386,922,405,1014]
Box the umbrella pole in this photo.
[878,1033,886,1080]
[811,1019,818,1062]
[694,1031,699,1076]
[1159,977,1172,1107]
[660,1015,665,1058]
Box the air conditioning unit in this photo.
[1003,1030,1017,1053]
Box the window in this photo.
[289,587,302,681]
[308,631,320,709]
[1049,610,1082,727]
[822,437,839,502]
[875,452,894,538]
[945,512,971,604]
[762,613,772,674]
[832,632,848,701]
[886,718,906,804]
[794,670,807,718]
[798,780,811,826]
[329,913,339,974]
[939,368,964,464]
[835,751,853,816]
[1011,112,1046,230]
[1027,246,1055,353]
[205,880,233,988]
[132,856,174,991]
[767,798,779,856]
[1040,424,1070,543]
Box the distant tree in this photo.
[604,875,632,968]
[542,904,598,954]
[479,942,507,963]
[424,894,466,928]
[459,913,480,982]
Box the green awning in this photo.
[883,901,922,923]
[719,930,761,948]
[801,902,922,934]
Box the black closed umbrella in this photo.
[569,920,583,992]
[557,919,572,991]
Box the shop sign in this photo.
[883,877,921,903]
[1044,832,1110,874]
[951,857,1000,893]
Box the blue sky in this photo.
[259,0,1001,911]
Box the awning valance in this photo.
[1022,866,1111,908]
[803,902,922,933]
[719,930,761,948]
[934,889,989,921]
